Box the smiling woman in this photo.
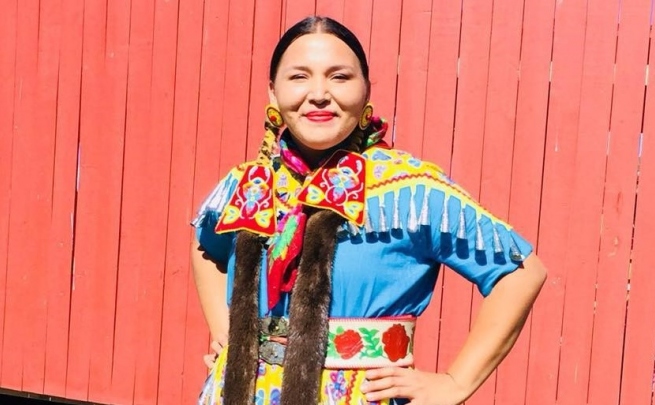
[191,15,546,405]
[268,32,369,162]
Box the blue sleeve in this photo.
[190,169,241,265]
[427,174,534,297]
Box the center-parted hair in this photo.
[269,16,370,83]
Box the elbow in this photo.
[523,252,548,293]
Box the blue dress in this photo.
[192,146,533,404]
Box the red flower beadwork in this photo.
[333,330,364,359]
[382,324,410,362]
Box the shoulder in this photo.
[190,161,258,227]
[355,146,507,234]
[363,146,464,196]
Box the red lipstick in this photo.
[305,111,336,122]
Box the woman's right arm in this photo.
[191,239,230,346]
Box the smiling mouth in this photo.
[305,112,336,122]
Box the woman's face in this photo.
[269,33,369,160]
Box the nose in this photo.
[307,77,331,103]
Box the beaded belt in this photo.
[258,316,416,369]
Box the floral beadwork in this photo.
[297,150,367,225]
[203,346,391,405]
[382,324,411,362]
[332,329,364,359]
[216,164,276,236]
[326,321,414,367]
[325,370,350,401]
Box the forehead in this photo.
[278,33,360,70]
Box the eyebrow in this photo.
[281,65,356,74]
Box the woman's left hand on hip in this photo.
[361,367,469,405]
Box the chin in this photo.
[304,140,341,152]
[296,134,348,152]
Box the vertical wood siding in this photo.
[1,1,653,403]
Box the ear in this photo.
[268,81,277,105]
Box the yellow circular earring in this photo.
[359,103,374,130]
[265,104,284,128]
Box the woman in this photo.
[191,16,546,405]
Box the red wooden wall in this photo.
[1,0,654,404]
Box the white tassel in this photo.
[457,206,467,239]
[364,210,374,234]
[215,181,231,213]
[509,235,525,261]
[191,179,229,226]
[419,188,430,226]
[475,217,485,251]
[392,192,402,230]
[440,195,450,233]
[379,201,389,233]
[407,189,419,233]
[349,221,361,237]
[492,224,504,254]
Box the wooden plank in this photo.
[619,24,655,403]
[509,0,554,247]
[368,0,402,131]
[342,0,373,56]
[316,0,346,23]
[454,3,496,403]
[436,0,493,401]
[413,0,462,374]
[509,0,556,399]
[64,1,107,397]
[43,0,83,398]
[159,0,212,402]
[477,0,526,401]
[555,1,617,404]
[0,0,17,384]
[392,0,431,153]
[66,0,129,400]
[195,0,231,177]
[283,0,316,30]
[150,0,197,403]
[245,0,283,160]
[25,0,66,396]
[110,0,160,403]
[523,0,587,404]
[216,0,257,176]
[181,279,210,404]
[85,0,132,400]
[420,0,461,171]
[2,0,46,392]
[315,0,344,21]
[587,0,651,402]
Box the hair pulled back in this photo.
[269,16,369,83]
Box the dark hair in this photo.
[269,16,369,83]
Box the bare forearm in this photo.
[191,239,230,342]
[446,253,547,399]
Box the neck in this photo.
[294,143,330,169]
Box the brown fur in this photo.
[280,210,345,404]
[223,232,264,405]
[221,122,367,403]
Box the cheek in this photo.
[274,85,307,111]
[331,86,368,115]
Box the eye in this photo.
[331,73,350,82]
[289,73,308,81]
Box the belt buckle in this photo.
[259,316,289,337]
[258,317,288,365]
[259,340,286,366]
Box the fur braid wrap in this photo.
[223,232,264,405]
[279,210,345,404]
[221,125,368,403]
